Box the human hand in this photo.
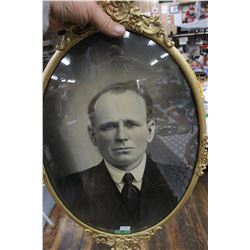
[48,1,126,37]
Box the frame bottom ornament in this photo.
[84,226,162,250]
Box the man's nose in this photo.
[116,123,128,141]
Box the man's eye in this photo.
[101,123,116,131]
[125,121,138,128]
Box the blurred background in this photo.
[44,0,208,124]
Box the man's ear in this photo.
[88,125,97,146]
[147,120,156,143]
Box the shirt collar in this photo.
[104,153,147,184]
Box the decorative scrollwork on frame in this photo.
[56,33,74,51]
[197,134,208,176]
[56,25,97,51]
[101,1,174,47]
[56,1,174,51]
[84,227,162,250]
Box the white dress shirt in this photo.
[104,153,147,192]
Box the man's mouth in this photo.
[112,147,134,151]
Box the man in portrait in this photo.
[58,80,178,233]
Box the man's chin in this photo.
[111,160,134,168]
[108,157,143,170]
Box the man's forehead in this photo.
[94,90,147,121]
[95,90,146,109]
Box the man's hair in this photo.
[88,80,153,126]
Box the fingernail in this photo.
[114,24,125,34]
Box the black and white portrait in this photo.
[43,31,199,233]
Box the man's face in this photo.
[89,90,155,171]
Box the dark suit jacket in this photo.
[57,157,177,233]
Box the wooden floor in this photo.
[43,171,207,250]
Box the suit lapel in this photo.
[89,161,130,222]
[139,158,176,224]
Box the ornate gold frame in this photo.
[43,1,208,249]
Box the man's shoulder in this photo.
[145,156,158,168]
[56,161,106,197]
[144,156,166,179]
[146,156,174,169]
[145,156,180,180]
[64,160,106,181]
[145,156,177,195]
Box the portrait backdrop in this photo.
[43,31,199,201]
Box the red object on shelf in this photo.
[200,44,208,49]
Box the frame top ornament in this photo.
[102,1,174,47]
[56,1,175,52]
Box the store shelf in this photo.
[173,32,208,38]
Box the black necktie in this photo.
[121,173,141,220]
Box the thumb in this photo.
[89,3,126,37]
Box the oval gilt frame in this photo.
[43,1,207,249]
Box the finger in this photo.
[88,3,126,37]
